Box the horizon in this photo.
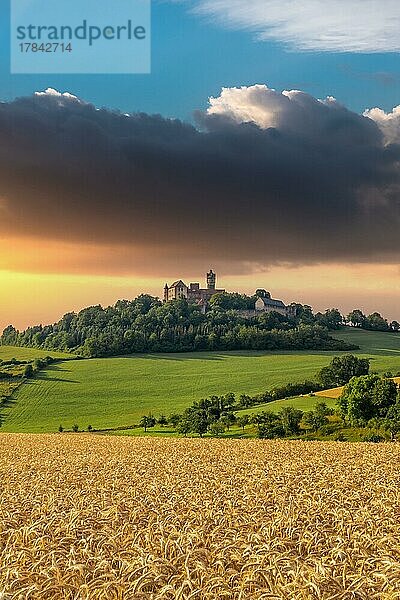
[1,267,398,333]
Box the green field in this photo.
[0,346,72,361]
[1,328,400,433]
[236,395,337,417]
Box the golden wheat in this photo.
[1,435,400,599]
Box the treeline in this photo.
[346,309,399,332]
[212,295,399,333]
[1,295,356,357]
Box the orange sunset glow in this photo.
[1,244,399,332]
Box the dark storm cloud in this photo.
[1,86,400,273]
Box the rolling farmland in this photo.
[1,329,400,433]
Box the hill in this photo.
[0,295,356,357]
[1,328,399,433]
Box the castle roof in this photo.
[169,280,187,288]
[257,297,286,308]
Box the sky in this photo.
[1,0,400,331]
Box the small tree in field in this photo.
[23,364,34,379]
[158,414,168,427]
[190,410,209,438]
[168,413,182,428]
[383,404,400,440]
[72,424,79,432]
[220,412,236,431]
[209,421,225,437]
[280,407,303,435]
[87,425,93,432]
[58,425,64,433]
[303,411,328,432]
[236,415,250,432]
[176,413,192,437]
[139,415,156,432]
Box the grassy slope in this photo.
[0,346,73,402]
[236,395,337,418]
[0,346,72,361]
[1,328,400,433]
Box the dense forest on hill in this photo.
[0,293,359,357]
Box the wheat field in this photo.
[1,435,400,599]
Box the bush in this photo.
[209,421,225,437]
[23,364,34,378]
[257,413,285,439]
[361,433,384,443]
[319,424,339,436]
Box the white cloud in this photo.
[34,88,78,100]
[182,0,400,52]
[207,84,342,134]
[364,106,400,143]
[208,85,400,150]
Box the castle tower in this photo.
[207,269,216,290]
[164,283,169,303]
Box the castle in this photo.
[254,290,295,317]
[164,270,225,305]
[164,271,294,317]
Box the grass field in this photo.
[2,434,400,599]
[0,346,73,410]
[0,346,72,361]
[236,395,337,418]
[1,328,400,433]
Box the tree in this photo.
[238,394,253,408]
[315,308,343,330]
[303,411,328,432]
[338,375,397,425]
[23,364,34,378]
[190,410,209,437]
[158,414,168,427]
[72,424,79,432]
[279,407,303,435]
[365,312,390,332]
[256,412,285,439]
[33,358,45,371]
[168,413,182,428]
[1,325,18,345]
[220,412,236,431]
[236,415,250,431]
[390,321,400,332]
[318,355,370,388]
[139,415,156,432]
[384,403,400,440]
[314,401,334,417]
[176,413,192,437]
[372,378,398,417]
[347,309,366,328]
[58,425,64,433]
[209,421,225,436]
[87,424,93,432]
